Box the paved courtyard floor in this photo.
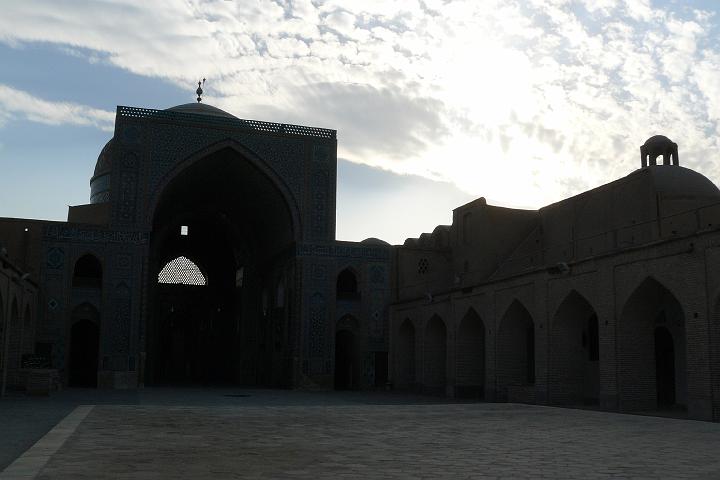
[2,388,719,479]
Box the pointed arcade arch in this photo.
[455,308,485,399]
[549,291,599,405]
[618,277,686,411]
[497,300,535,399]
[423,315,447,395]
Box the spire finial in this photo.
[196,78,206,103]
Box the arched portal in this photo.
[619,277,687,411]
[147,146,298,387]
[423,315,446,395]
[455,308,485,399]
[497,300,535,399]
[68,304,100,387]
[395,319,416,390]
[550,291,600,405]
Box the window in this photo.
[158,256,206,285]
[180,225,189,236]
[418,258,429,275]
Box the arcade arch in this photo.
[497,300,535,397]
[549,291,599,405]
[455,308,485,399]
[619,277,687,411]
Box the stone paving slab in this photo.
[23,402,720,479]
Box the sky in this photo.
[0,0,719,244]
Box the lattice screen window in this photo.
[158,256,207,286]
[418,258,429,275]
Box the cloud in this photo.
[0,84,115,131]
[0,0,719,214]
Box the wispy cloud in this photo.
[0,0,719,211]
[0,84,114,131]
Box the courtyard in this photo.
[1,389,719,479]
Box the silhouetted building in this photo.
[1,106,719,422]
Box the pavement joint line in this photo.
[0,405,95,480]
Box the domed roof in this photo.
[360,237,390,246]
[643,135,675,148]
[165,103,236,119]
[631,165,720,199]
[93,138,115,177]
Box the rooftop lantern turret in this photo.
[640,135,679,168]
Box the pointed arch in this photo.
[396,318,416,389]
[549,290,599,405]
[456,308,485,399]
[423,314,447,394]
[145,139,301,239]
[497,300,535,398]
[618,277,686,411]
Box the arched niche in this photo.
[455,308,485,399]
[549,290,599,405]
[618,277,686,411]
[72,254,103,289]
[423,315,447,395]
[336,268,359,300]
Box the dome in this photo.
[360,237,390,246]
[165,103,237,119]
[631,165,720,199]
[643,135,675,149]
[93,138,115,177]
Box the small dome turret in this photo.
[641,135,679,167]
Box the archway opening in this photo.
[497,300,535,401]
[334,330,358,390]
[395,319,415,390]
[423,315,446,395]
[455,308,485,399]
[550,291,600,405]
[68,304,100,388]
[147,147,297,387]
[619,278,686,411]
